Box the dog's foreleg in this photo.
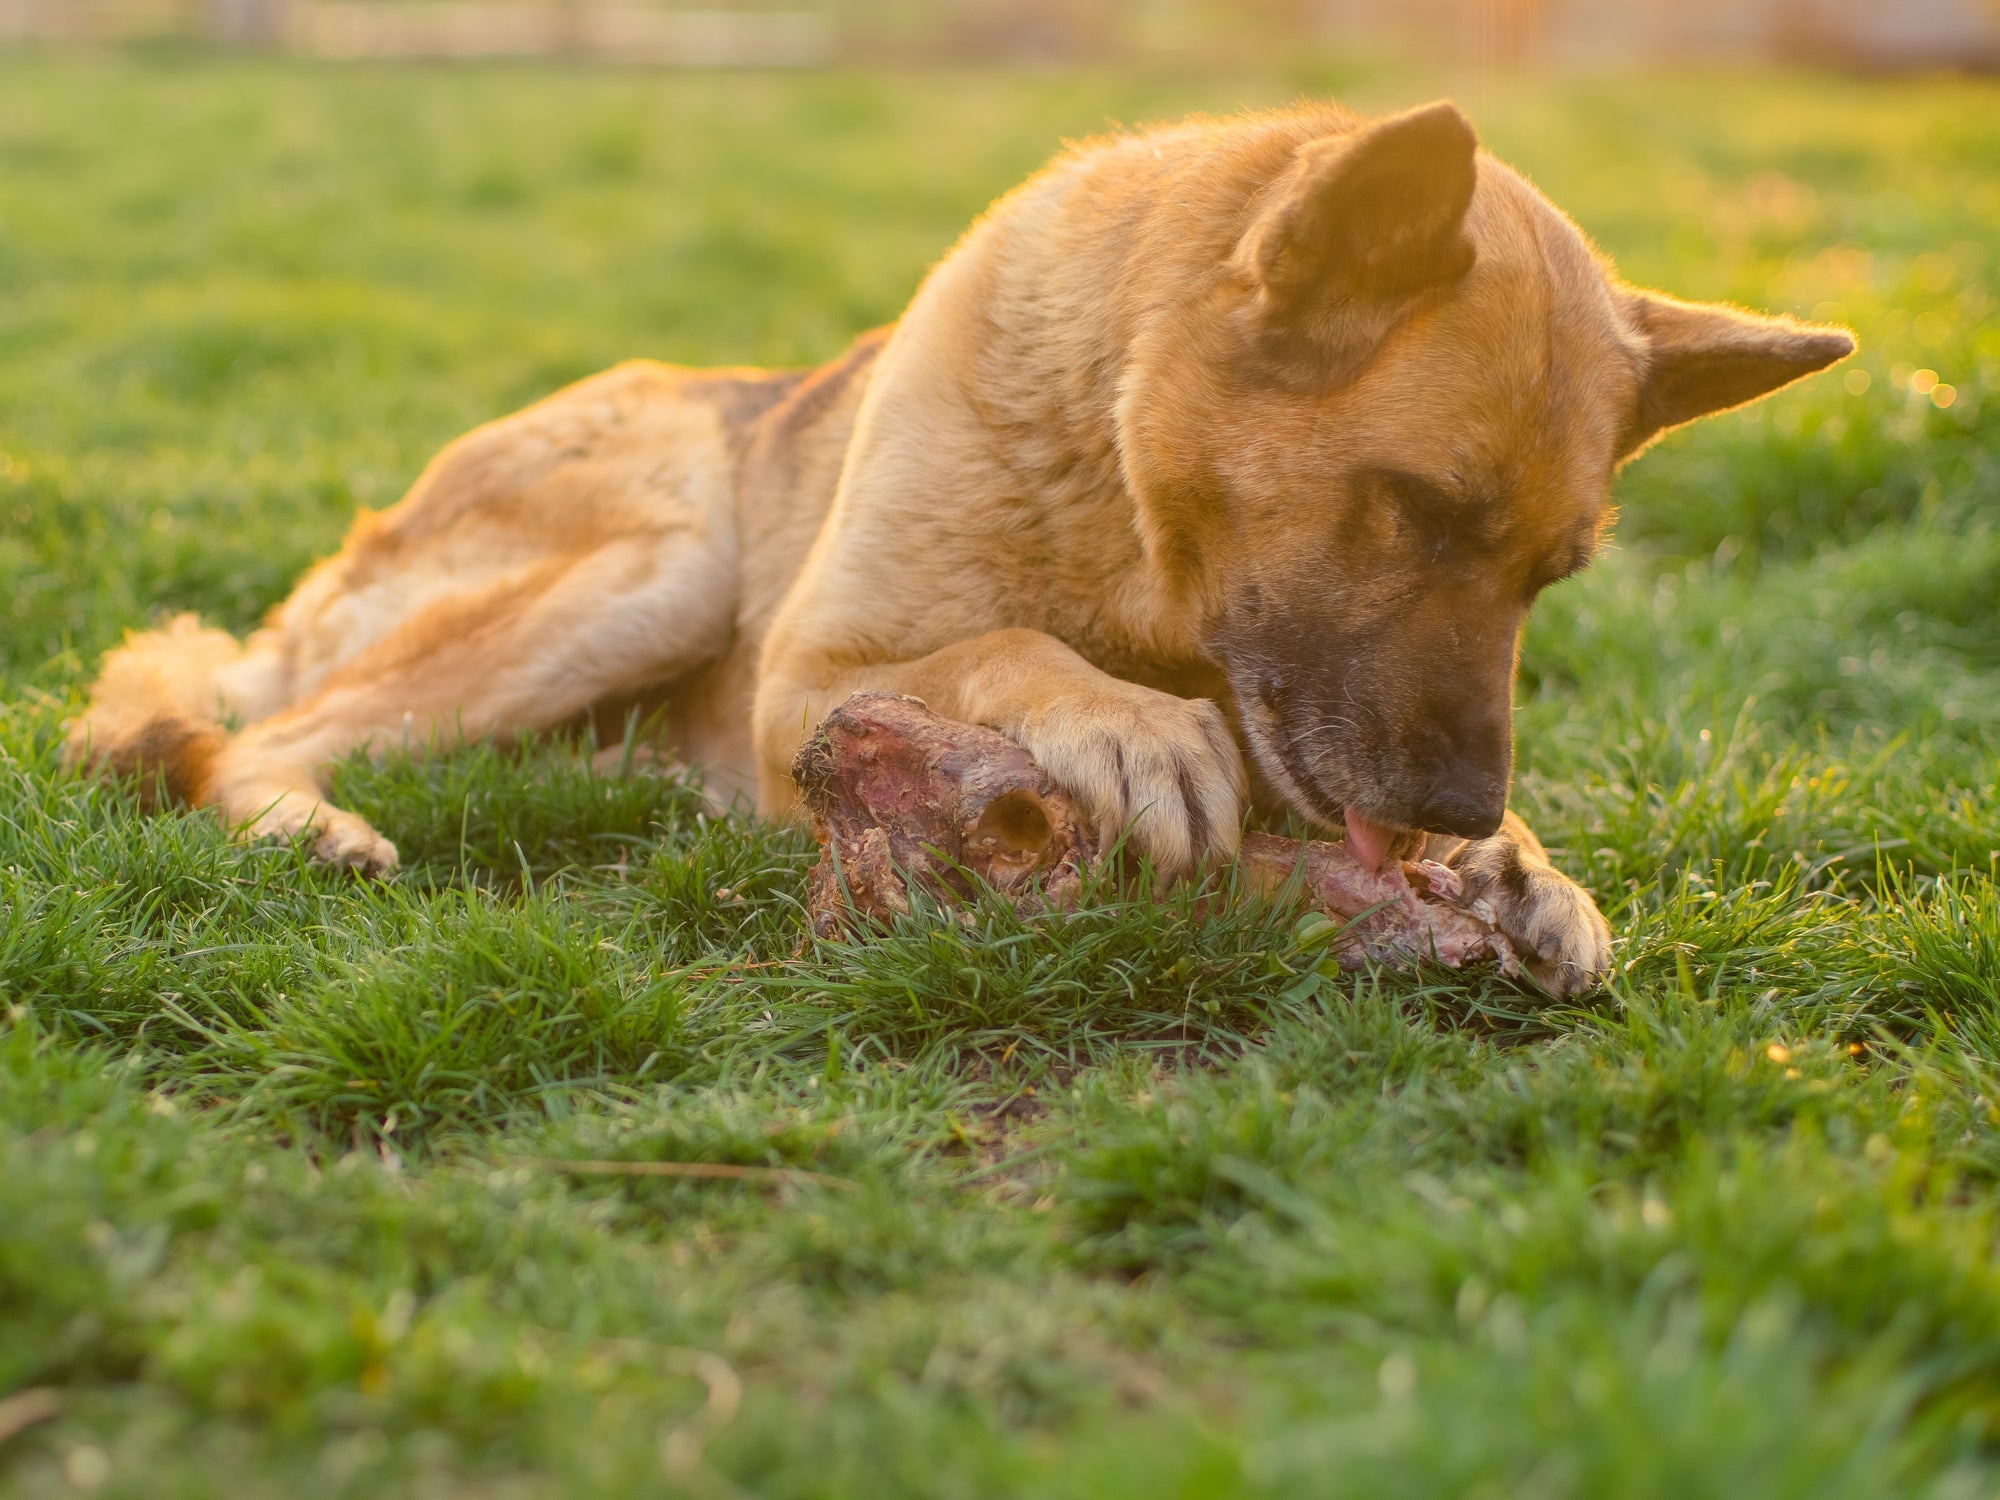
[754,626,1246,878]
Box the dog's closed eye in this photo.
[1372,467,1498,563]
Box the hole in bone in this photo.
[965,790,1054,881]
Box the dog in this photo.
[68,100,1853,996]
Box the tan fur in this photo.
[68,101,1851,994]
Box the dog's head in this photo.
[1116,102,1853,862]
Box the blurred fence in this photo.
[2,0,1995,67]
[293,4,832,63]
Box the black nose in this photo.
[1409,773,1506,840]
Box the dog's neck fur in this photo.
[892,112,1366,677]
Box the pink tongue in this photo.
[1343,806,1405,873]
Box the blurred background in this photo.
[3,0,1997,69]
[0,0,1992,717]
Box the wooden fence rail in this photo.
[1,0,1995,67]
[0,0,830,61]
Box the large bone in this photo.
[791,692,1095,939]
[792,692,1518,975]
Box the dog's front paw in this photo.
[1447,817,1611,998]
[1013,687,1246,878]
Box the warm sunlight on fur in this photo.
[68,98,1852,998]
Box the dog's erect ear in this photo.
[1237,101,1478,309]
[1622,291,1856,454]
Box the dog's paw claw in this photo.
[1416,858,1463,900]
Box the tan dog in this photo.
[69,100,1853,995]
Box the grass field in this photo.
[2,51,1998,1497]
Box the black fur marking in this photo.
[1368,467,1506,564]
[1176,759,1211,859]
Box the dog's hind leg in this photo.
[72,358,769,872]
[199,528,738,873]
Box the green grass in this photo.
[2,51,1998,1497]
